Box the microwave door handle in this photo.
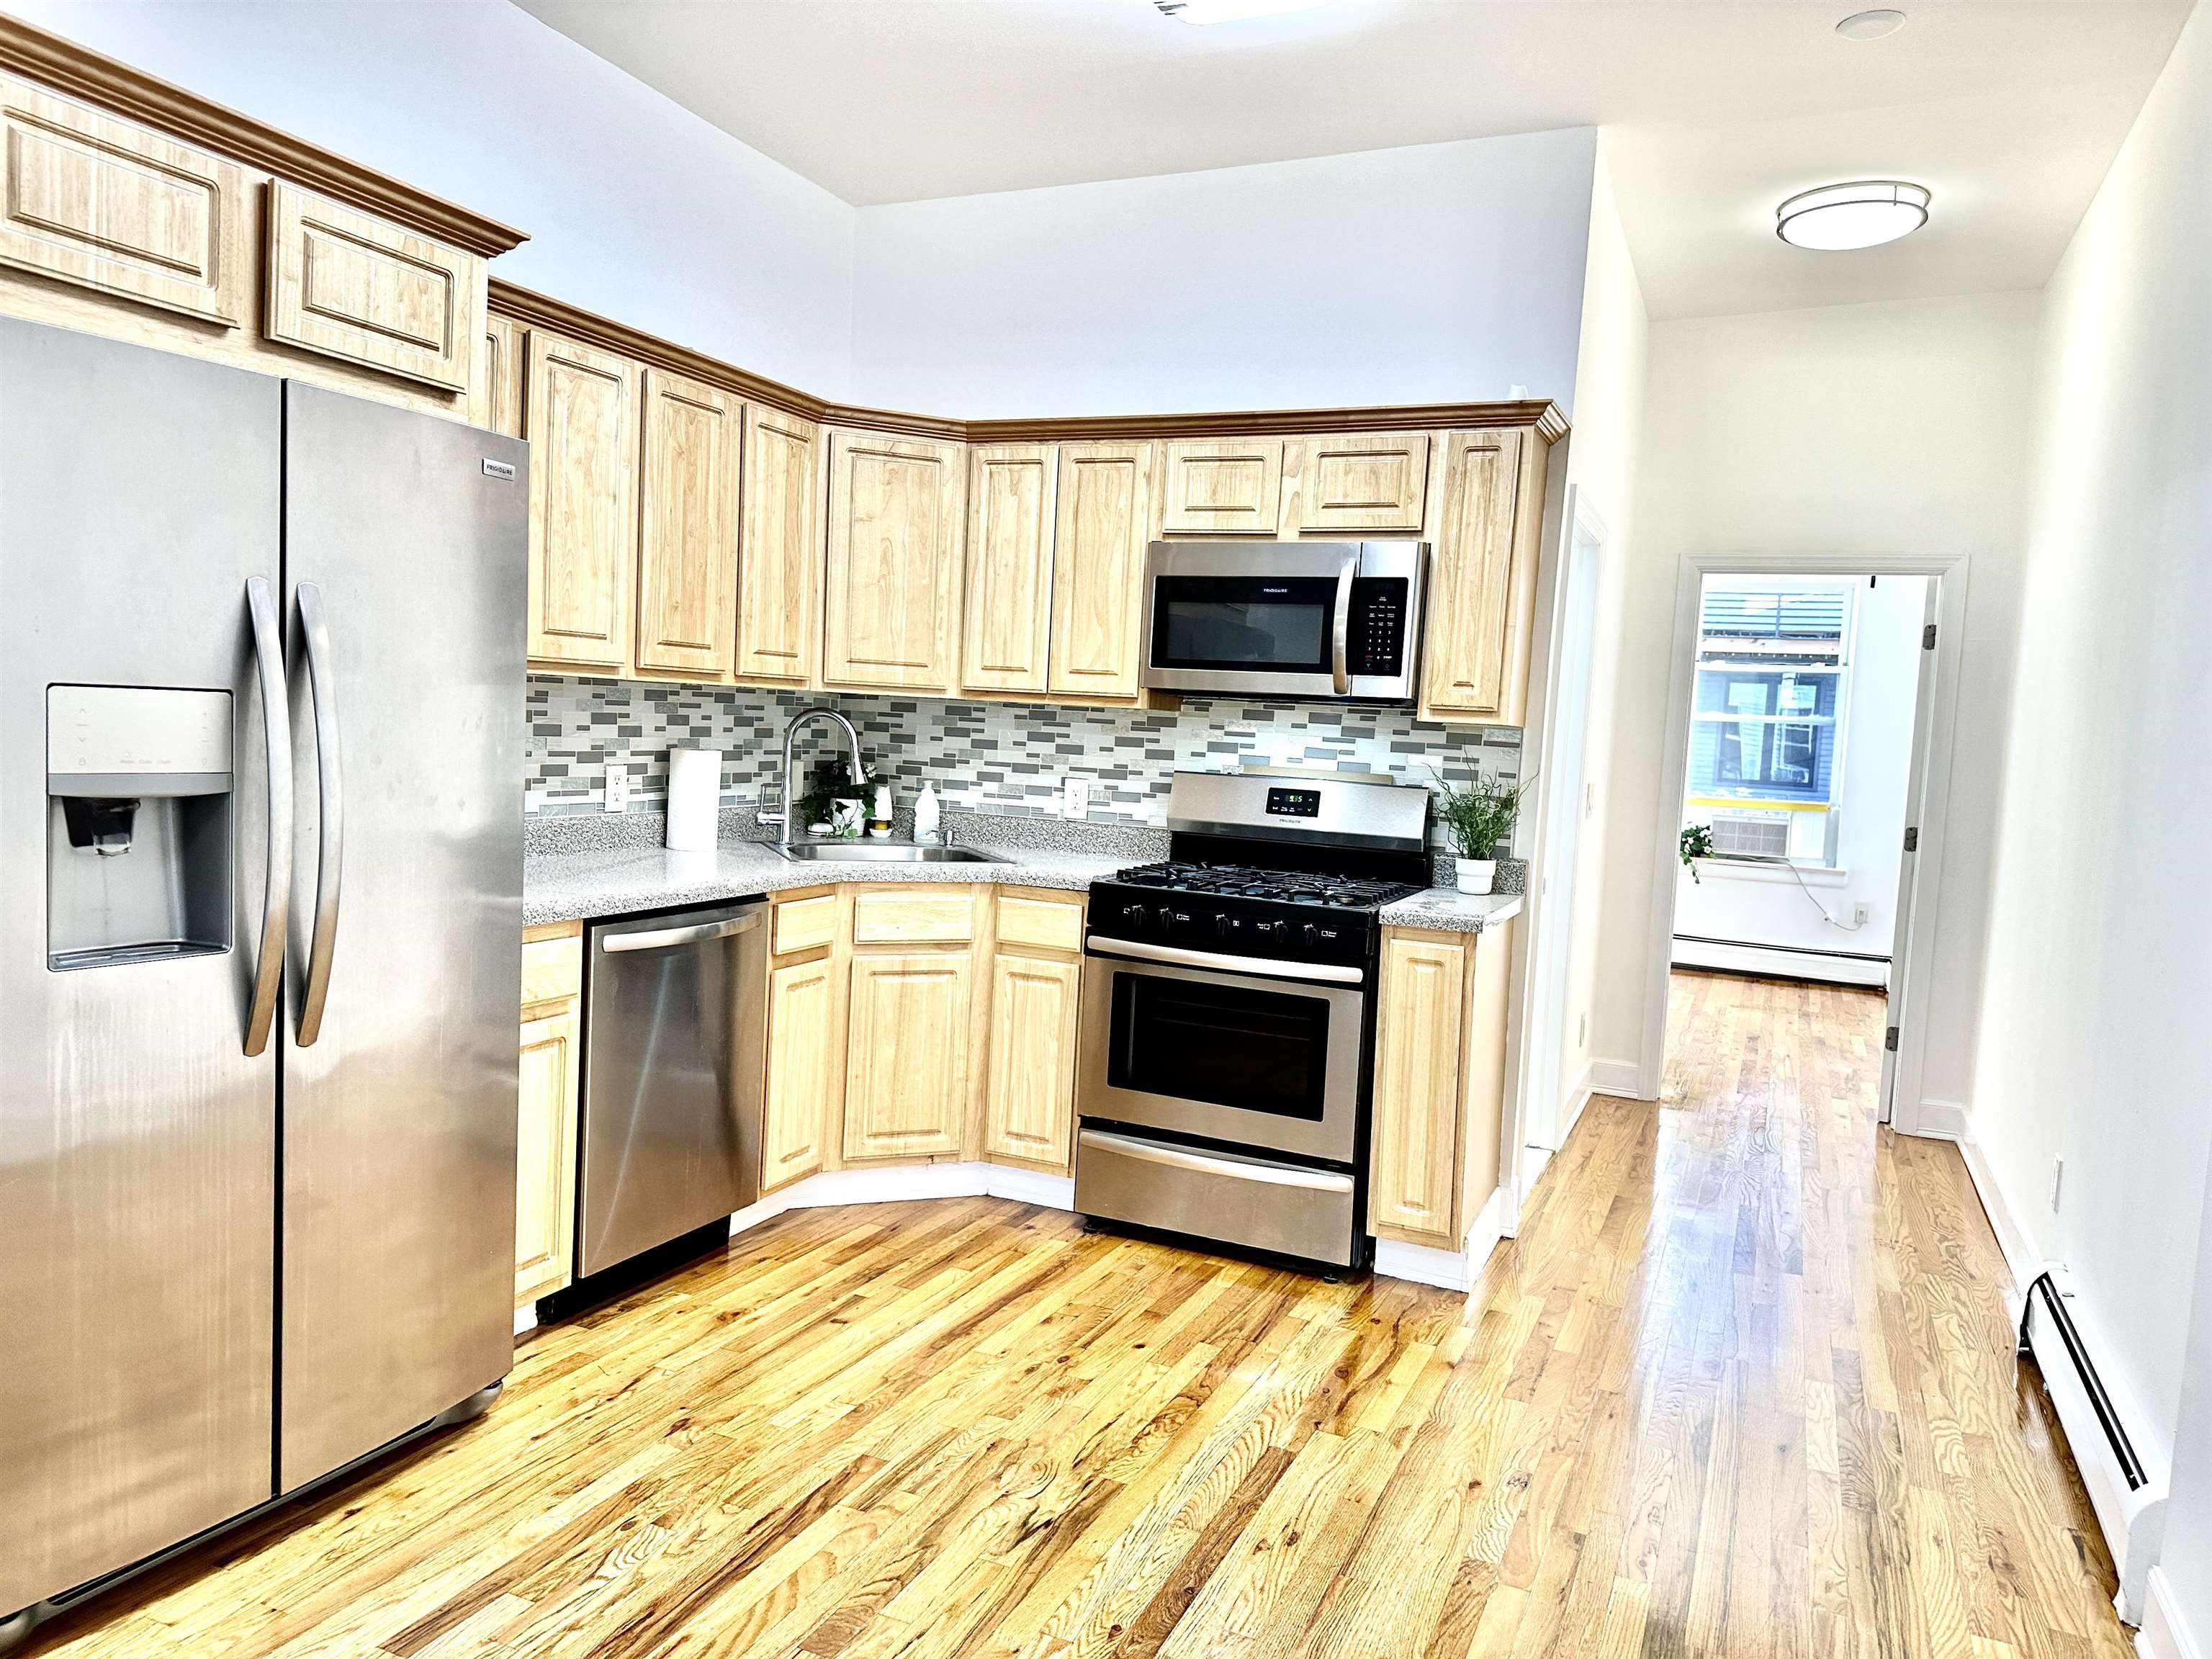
[1330,556,1356,694]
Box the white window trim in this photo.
[1686,857,1851,889]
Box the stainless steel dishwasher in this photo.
[578,901,767,1281]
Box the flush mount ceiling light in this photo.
[1835,9,1907,40]
[1154,0,1326,22]
[1776,180,1930,250]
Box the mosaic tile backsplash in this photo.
[526,675,1521,827]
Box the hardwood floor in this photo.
[30,971,2128,1659]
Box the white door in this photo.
[1879,577,1943,1124]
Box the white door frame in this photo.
[1510,485,1606,1210]
[1637,549,1970,1138]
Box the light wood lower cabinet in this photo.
[763,953,840,1192]
[1368,920,1516,1250]
[980,950,1080,1171]
[842,950,972,1161]
[516,921,583,1307]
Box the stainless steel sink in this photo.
[769,842,1003,865]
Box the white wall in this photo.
[1969,0,2212,1532]
[1586,292,2041,1115]
[848,128,1598,417]
[6,0,858,395]
[1673,574,1925,976]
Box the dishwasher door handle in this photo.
[600,914,763,953]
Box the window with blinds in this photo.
[1682,579,1857,867]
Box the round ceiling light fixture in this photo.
[1776,180,1930,250]
[1836,9,1907,40]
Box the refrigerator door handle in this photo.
[244,575,292,1056]
[295,583,343,1046]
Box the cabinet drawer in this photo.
[264,181,477,392]
[519,927,582,1008]
[850,889,974,945]
[773,893,840,955]
[996,893,1082,953]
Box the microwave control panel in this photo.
[1345,577,1409,678]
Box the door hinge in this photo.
[1884,1025,1899,1052]
[1903,826,1919,853]
[1923,623,1938,650]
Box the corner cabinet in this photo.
[1368,920,1516,1251]
[822,428,966,693]
[516,922,583,1307]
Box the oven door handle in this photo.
[1085,935,1366,986]
[1079,1130,1356,1194]
[1330,553,1356,695]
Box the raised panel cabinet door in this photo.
[1048,442,1154,701]
[842,952,971,1161]
[1420,427,1529,721]
[1159,437,1282,536]
[264,181,477,392]
[959,444,1057,694]
[981,952,1080,1171]
[634,369,741,678]
[0,73,248,327]
[1368,932,1467,1245]
[526,328,639,673]
[483,314,526,440]
[515,1007,578,1305]
[1285,432,1431,534]
[735,405,821,685]
[763,956,838,1192]
[823,431,966,691]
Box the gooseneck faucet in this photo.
[757,706,866,848]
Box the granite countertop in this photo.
[527,832,1521,935]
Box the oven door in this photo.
[1077,944,1367,1166]
[1141,541,1359,698]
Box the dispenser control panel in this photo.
[48,685,232,796]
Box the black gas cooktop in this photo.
[1107,860,1421,911]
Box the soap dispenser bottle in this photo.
[914,781,941,845]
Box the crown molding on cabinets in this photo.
[487,279,1567,447]
[0,15,526,258]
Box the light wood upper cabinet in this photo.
[961,444,1058,695]
[1282,432,1431,535]
[1369,931,1467,1246]
[1420,427,1542,725]
[843,950,972,1161]
[981,951,1080,1172]
[634,368,741,680]
[823,429,966,692]
[763,955,840,1192]
[735,405,821,686]
[264,182,476,392]
[484,315,525,441]
[1159,437,1282,535]
[0,73,248,329]
[526,328,639,675]
[1048,442,1154,701]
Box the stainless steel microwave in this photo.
[1139,540,1425,702]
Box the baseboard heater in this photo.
[1671,933,1891,966]
[2018,1271,2148,1491]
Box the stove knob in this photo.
[1303,923,1321,948]
[1215,914,1231,938]
[1123,903,1148,928]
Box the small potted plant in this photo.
[1679,822,1716,884]
[1432,768,1534,895]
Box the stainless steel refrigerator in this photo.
[0,319,527,1638]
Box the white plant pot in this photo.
[1455,858,1496,896]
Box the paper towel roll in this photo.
[665,747,723,851]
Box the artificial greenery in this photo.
[1679,822,1716,882]
[796,755,871,832]
[1431,768,1534,862]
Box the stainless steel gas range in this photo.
[1074,771,1432,1269]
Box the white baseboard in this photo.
[1671,935,1889,988]
[1519,1144,1554,1209]
[513,1303,537,1338]
[1559,1060,1596,1142]
[733,1160,1076,1243]
[1588,1057,1643,1100]
[1912,1097,1969,1140]
[1373,1185,1511,1292]
[2139,1566,2203,1659]
[1954,1123,2039,1316]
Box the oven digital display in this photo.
[1264,788,1321,819]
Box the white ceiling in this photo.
[513,0,2189,318]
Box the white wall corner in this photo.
[2139,1566,2205,1659]
[1588,1058,1645,1100]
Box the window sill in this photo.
[1686,858,1849,889]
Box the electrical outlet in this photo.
[2050,1158,2065,1213]
[1061,775,1092,820]
[603,763,630,814]
[1853,903,1871,927]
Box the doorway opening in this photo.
[1641,556,1962,1131]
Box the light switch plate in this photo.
[1061,775,1092,819]
[604,763,630,814]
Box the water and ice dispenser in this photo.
[46,685,234,971]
